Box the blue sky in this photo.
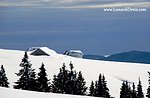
[0,0,150,55]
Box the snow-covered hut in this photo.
[63,50,83,58]
[28,47,57,56]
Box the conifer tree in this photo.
[147,71,150,98]
[132,83,137,98]
[120,81,132,98]
[51,62,87,95]
[102,75,110,98]
[97,73,103,97]
[76,71,87,95]
[94,80,99,97]
[66,62,77,94]
[120,82,126,98]
[60,63,68,93]
[14,52,37,91]
[137,78,144,98]
[89,81,95,96]
[51,75,60,93]
[0,65,9,87]
[92,74,111,97]
[36,63,50,92]
[51,63,68,93]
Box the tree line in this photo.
[0,52,150,98]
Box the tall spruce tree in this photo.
[97,73,103,97]
[147,71,150,98]
[94,80,99,97]
[0,65,9,87]
[14,52,37,91]
[51,75,60,93]
[102,75,110,98]
[89,81,95,96]
[51,63,68,94]
[93,73,110,97]
[132,83,137,98]
[120,81,132,98]
[76,71,87,95]
[66,62,77,94]
[36,63,50,92]
[51,62,87,95]
[120,82,126,98]
[137,78,144,98]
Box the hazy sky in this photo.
[0,0,150,55]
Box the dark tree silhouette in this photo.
[51,75,60,93]
[131,83,137,98]
[97,73,103,97]
[14,52,36,91]
[0,65,9,87]
[147,71,150,98]
[102,75,110,97]
[75,71,87,95]
[89,81,95,96]
[94,81,99,97]
[93,74,110,97]
[51,63,68,93]
[51,62,87,95]
[120,81,132,98]
[66,62,77,94]
[137,78,144,98]
[36,63,50,92]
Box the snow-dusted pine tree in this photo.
[102,75,110,97]
[97,73,103,97]
[89,81,95,96]
[137,78,144,98]
[132,83,137,98]
[51,63,68,94]
[93,74,110,97]
[51,75,60,93]
[147,72,150,98]
[75,71,87,95]
[36,63,50,92]
[94,80,99,97]
[120,81,132,98]
[0,65,9,87]
[66,62,77,94]
[14,52,36,91]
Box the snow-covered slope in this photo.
[0,48,150,98]
[0,87,99,98]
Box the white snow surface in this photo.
[0,87,100,98]
[0,48,150,98]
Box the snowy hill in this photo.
[0,48,150,98]
[0,87,100,98]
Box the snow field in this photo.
[0,48,150,98]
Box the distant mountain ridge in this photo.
[83,54,105,60]
[83,51,150,64]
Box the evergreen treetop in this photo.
[14,52,36,91]
[147,71,150,98]
[89,73,110,97]
[76,71,87,95]
[89,81,95,96]
[132,83,137,98]
[102,75,110,97]
[51,62,87,95]
[0,65,9,87]
[137,78,144,98]
[36,63,50,92]
[120,81,132,98]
